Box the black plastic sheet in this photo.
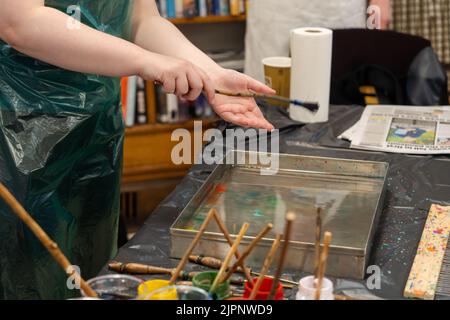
[102,103,450,300]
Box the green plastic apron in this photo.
[0,0,133,299]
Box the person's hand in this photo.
[370,0,391,30]
[139,52,216,102]
[208,68,275,131]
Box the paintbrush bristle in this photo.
[292,100,319,112]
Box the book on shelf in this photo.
[155,85,215,124]
[120,77,128,120]
[136,77,148,125]
[122,79,216,128]
[121,76,154,128]
[125,76,137,127]
[155,0,246,18]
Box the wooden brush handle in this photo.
[210,223,249,294]
[314,208,322,279]
[222,223,273,282]
[267,212,296,300]
[189,255,223,269]
[315,232,332,300]
[250,235,282,300]
[189,255,250,274]
[212,211,253,283]
[170,208,216,284]
[108,262,172,275]
[0,182,97,298]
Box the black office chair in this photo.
[330,29,448,106]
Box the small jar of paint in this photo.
[296,276,334,300]
[145,285,210,300]
[243,277,284,300]
[192,271,231,300]
[83,274,143,300]
[137,279,171,299]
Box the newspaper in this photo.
[340,105,450,154]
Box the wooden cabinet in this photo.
[123,119,216,185]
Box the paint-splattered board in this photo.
[404,204,450,300]
[170,151,389,279]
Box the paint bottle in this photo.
[296,276,334,300]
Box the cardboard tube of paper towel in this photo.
[289,27,333,123]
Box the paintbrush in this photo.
[315,231,332,300]
[189,255,248,274]
[169,208,216,284]
[209,223,249,294]
[249,235,282,300]
[215,89,319,113]
[0,183,98,298]
[212,210,253,283]
[108,261,246,285]
[188,255,296,287]
[251,273,296,288]
[314,207,323,280]
[222,223,273,282]
[267,212,296,300]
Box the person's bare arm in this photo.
[131,0,275,130]
[131,0,219,74]
[0,0,214,99]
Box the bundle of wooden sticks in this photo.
[110,207,336,300]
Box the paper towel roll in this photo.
[290,27,333,123]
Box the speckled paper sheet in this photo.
[404,205,450,300]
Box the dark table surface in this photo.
[101,103,450,300]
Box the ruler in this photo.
[404,204,450,300]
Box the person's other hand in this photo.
[139,52,216,102]
[370,0,392,30]
[209,68,275,131]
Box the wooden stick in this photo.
[314,207,323,280]
[212,209,253,283]
[267,212,296,300]
[222,223,273,282]
[334,294,359,301]
[249,235,282,300]
[209,223,249,294]
[189,255,248,274]
[215,90,319,112]
[187,255,295,287]
[0,182,98,298]
[109,262,174,275]
[170,208,215,284]
[315,231,332,300]
[251,272,298,286]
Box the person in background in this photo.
[390,0,450,86]
[245,0,392,81]
[0,0,274,299]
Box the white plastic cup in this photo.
[296,276,334,300]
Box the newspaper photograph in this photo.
[345,105,450,154]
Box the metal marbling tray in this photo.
[170,151,389,279]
